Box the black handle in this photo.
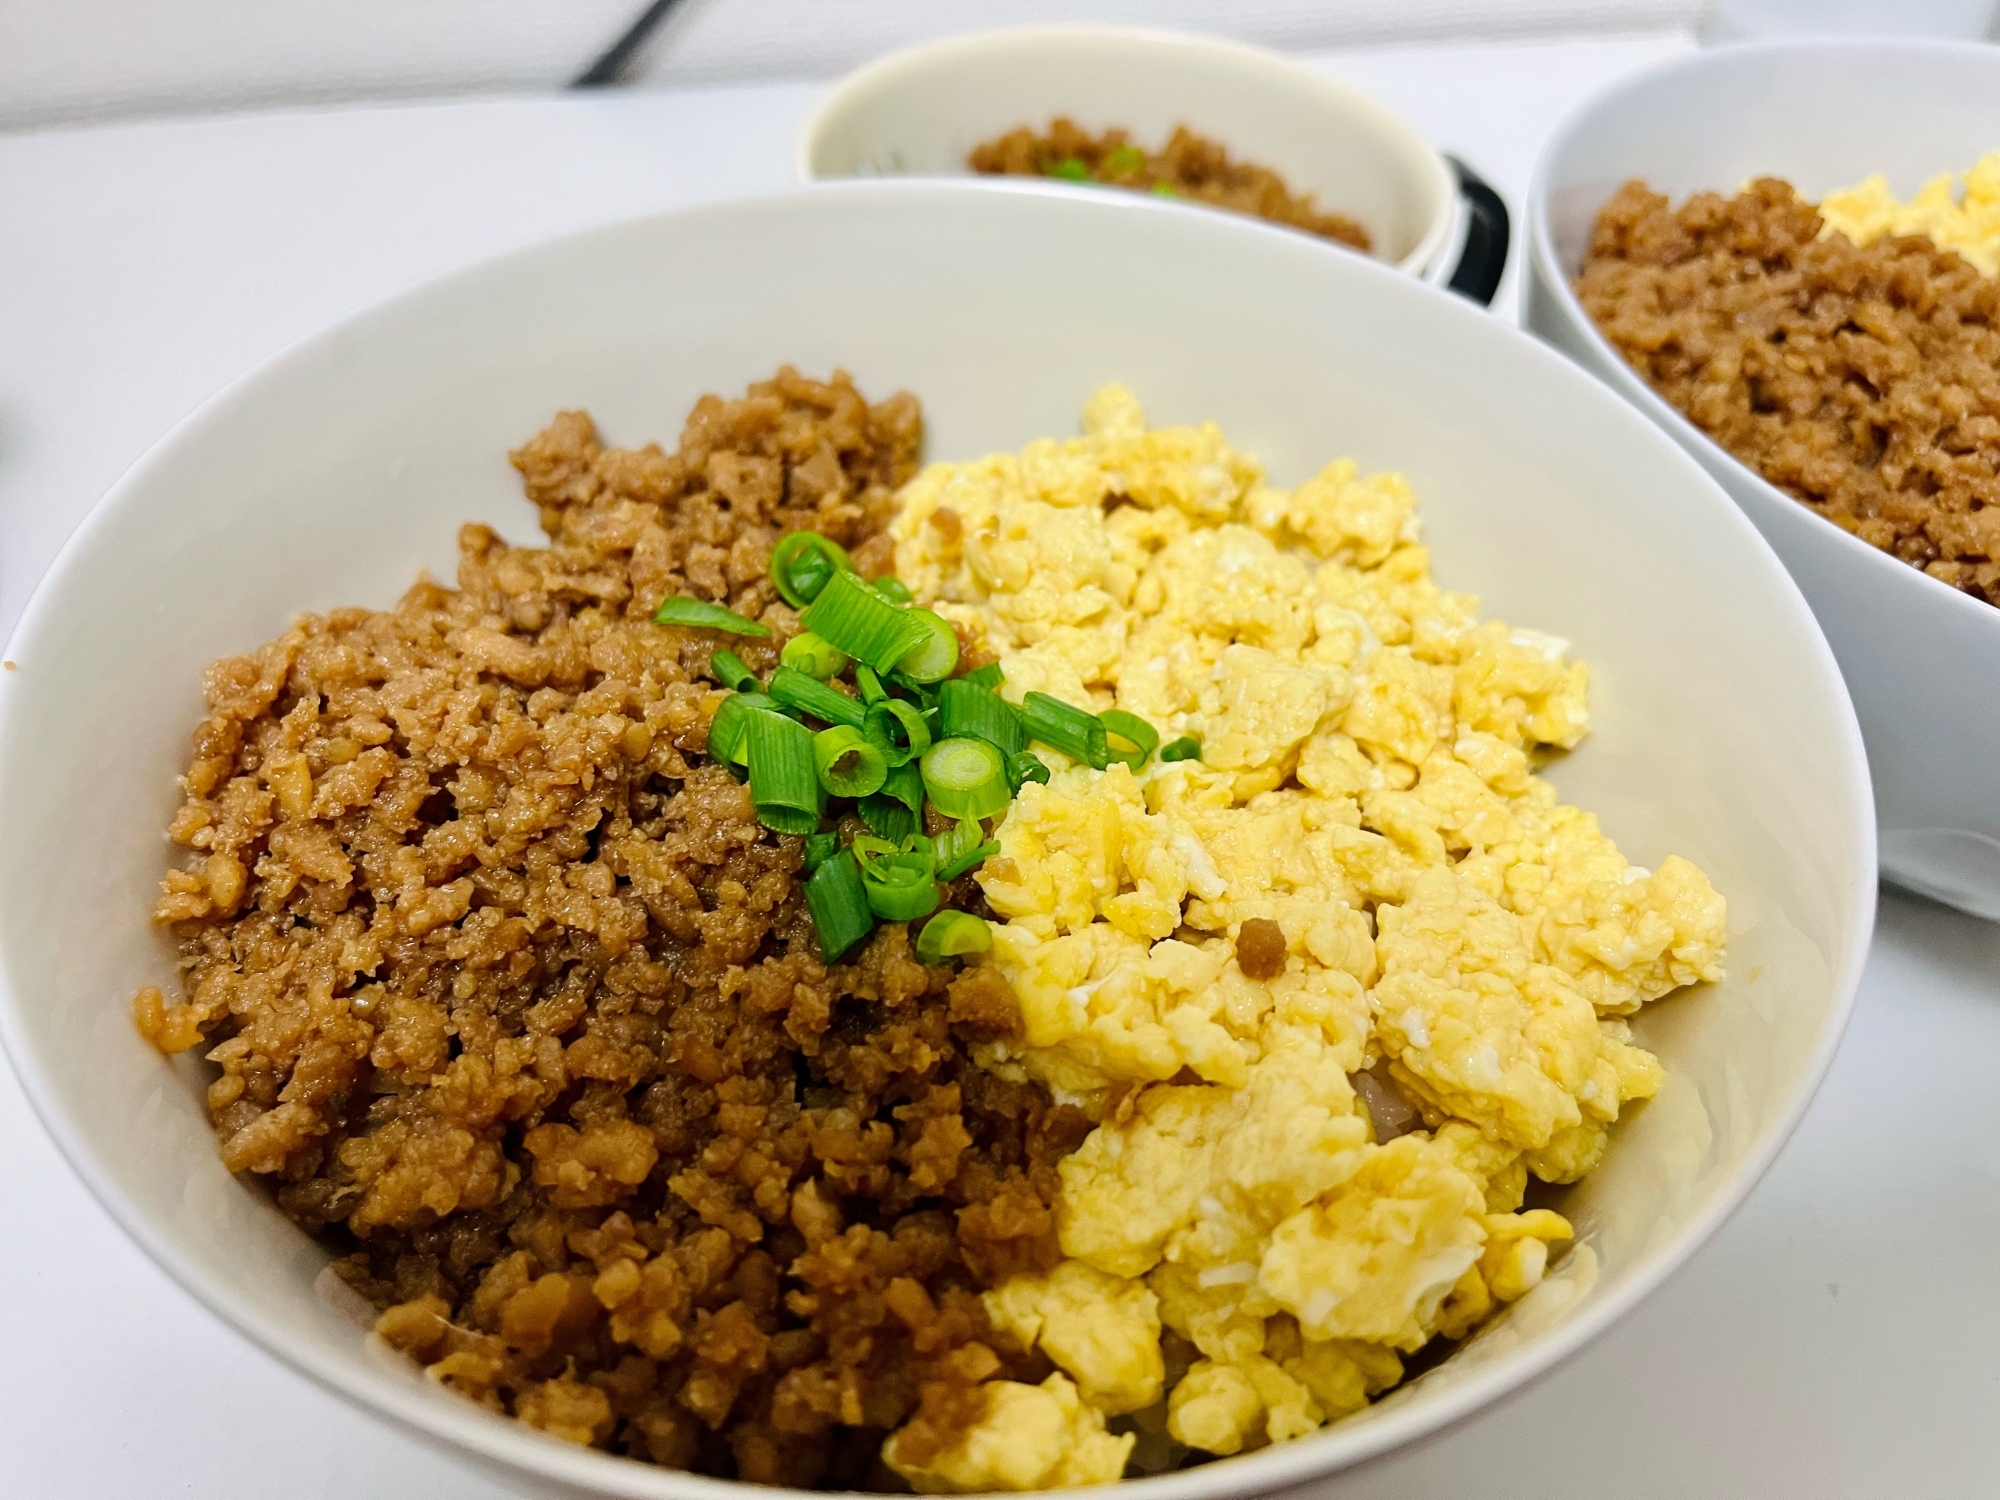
[573,0,689,88]
[1442,154,1510,308]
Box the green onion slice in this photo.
[767,664,865,729]
[745,708,824,835]
[806,850,874,962]
[804,831,840,872]
[1101,143,1147,177]
[770,531,853,609]
[1158,736,1202,763]
[860,849,941,923]
[780,631,849,680]
[850,833,903,868]
[939,839,999,883]
[882,759,925,815]
[855,664,888,705]
[921,736,1011,822]
[709,648,759,693]
[1008,750,1051,788]
[858,761,924,842]
[1020,692,1109,769]
[1099,709,1160,770]
[873,577,915,605]
[654,596,769,637]
[864,697,932,767]
[938,680,1023,757]
[707,692,780,767]
[959,661,1005,691]
[1044,156,1093,182]
[857,794,917,843]
[933,817,980,870]
[915,910,994,965]
[889,676,940,714]
[893,609,960,684]
[801,569,929,674]
[813,724,889,799]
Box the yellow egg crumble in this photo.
[1818,149,2000,278]
[880,388,1727,1491]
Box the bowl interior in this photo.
[1527,39,2000,919]
[800,26,1453,270]
[0,182,1871,1499]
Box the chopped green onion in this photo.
[883,759,925,813]
[654,596,769,637]
[860,849,941,923]
[770,531,853,609]
[893,609,959,684]
[709,649,758,693]
[921,737,1011,822]
[801,569,929,674]
[940,839,999,883]
[873,577,915,605]
[916,910,994,965]
[939,680,1023,757]
[933,817,981,871]
[857,795,917,842]
[858,760,925,842]
[1151,183,1181,199]
[864,697,932,767]
[781,631,849,680]
[850,833,904,868]
[813,724,889,799]
[889,676,940,714]
[1020,692,1109,769]
[804,831,840,872]
[806,850,874,962]
[707,692,781,766]
[1099,709,1160,770]
[1007,750,1051,788]
[855,664,888,704]
[959,661,1005,691]
[1158,736,1202,763]
[767,664,865,728]
[745,708,824,835]
[1044,156,1093,182]
[1101,144,1147,177]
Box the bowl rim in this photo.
[1524,34,2000,641]
[0,178,1875,1500]
[792,21,1459,277]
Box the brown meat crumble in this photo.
[132,369,1086,1488]
[969,117,1372,253]
[1576,178,2000,607]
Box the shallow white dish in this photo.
[0,182,1872,1497]
[1525,38,2000,922]
[798,25,1509,304]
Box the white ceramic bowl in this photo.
[1526,39,2000,922]
[798,25,1510,304]
[0,182,1872,1498]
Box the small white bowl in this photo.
[0,182,1871,1497]
[1526,38,2000,922]
[798,25,1509,303]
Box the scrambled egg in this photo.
[881,388,1727,1488]
[1818,150,2000,278]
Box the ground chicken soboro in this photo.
[1577,178,2000,607]
[969,117,1371,252]
[130,369,1086,1489]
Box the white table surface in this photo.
[4,30,1998,1499]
